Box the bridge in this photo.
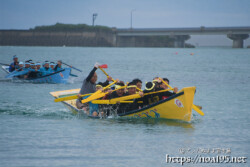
[116,26,250,48]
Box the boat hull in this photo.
[1,65,71,84]
[119,87,195,122]
[27,68,71,84]
[50,87,196,122]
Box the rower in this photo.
[23,61,31,71]
[26,63,38,78]
[76,63,112,111]
[108,82,126,99]
[16,62,24,71]
[36,62,41,71]
[159,78,178,99]
[123,82,144,112]
[141,82,161,106]
[153,77,161,89]
[19,61,31,79]
[54,60,64,72]
[30,63,36,71]
[132,78,142,90]
[50,62,56,70]
[39,61,53,76]
[9,55,19,72]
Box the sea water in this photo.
[0,46,249,167]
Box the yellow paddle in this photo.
[92,100,143,104]
[159,77,204,116]
[81,80,117,104]
[192,104,204,116]
[92,88,173,104]
[54,93,92,102]
[99,66,116,82]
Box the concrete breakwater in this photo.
[0,30,115,47]
[0,30,183,47]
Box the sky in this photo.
[0,0,250,46]
[0,0,250,29]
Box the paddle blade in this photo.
[54,93,92,102]
[5,70,29,78]
[99,64,108,68]
[192,104,204,116]
[81,91,106,104]
[54,95,78,102]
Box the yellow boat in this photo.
[50,86,202,122]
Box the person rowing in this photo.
[50,62,56,70]
[107,82,126,99]
[26,62,39,78]
[159,78,178,99]
[140,81,162,106]
[23,61,31,71]
[76,63,113,111]
[16,62,24,71]
[122,82,144,112]
[54,60,64,72]
[39,61,53,76]
[36,62,41,71]
[9,55,19,72]
[132,78,142,90]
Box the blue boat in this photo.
[1,65,72,84]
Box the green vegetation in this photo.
[30,23,113,32]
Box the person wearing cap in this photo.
[107,82,126,99]
[14,61,31,79]
[36,62,41,71]
[42,60,49,67]
[54,60,64,72]
[76,63,112,110]
[122,82,144,112]
[39,61,53,76]
[125,82,137,95]
[29,63,36,70]
[25,63,39,78]
[9,55,19,72]
[50,62,56,70]
[23,61,31,71]
[16,62,24,71]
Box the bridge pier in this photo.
[172,35,190,48]
[227,34,249,48]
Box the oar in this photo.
[54,93,92,102]
[92,100,143,104]
[98,66,116,82]
[5,70,29,78]
[93,88,173,104]
[70,73,78,77]
[54,81,126,102]
[62,62,82,72]
[159,77,204,116]
[0,63,10,66]
[81,80,117,104]
[192,104,204,116]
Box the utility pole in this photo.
[130,9,136,29]
[92,13,98,26]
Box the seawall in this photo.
[0,30,180,47]
[0,30,115,47]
